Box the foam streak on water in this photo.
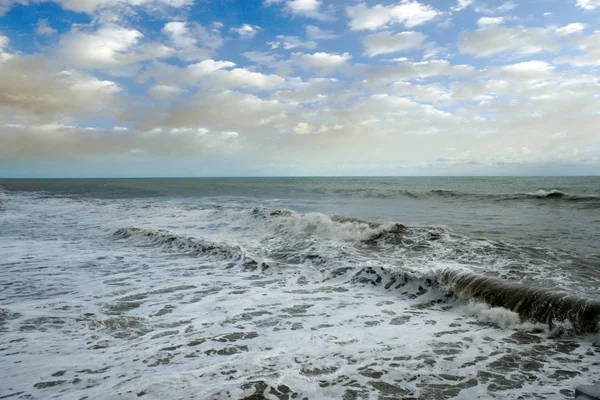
[0,188,599,399]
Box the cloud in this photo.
[242,51,281,65]
[162,21,223,61]
[576,0,600,9]
[492,60,555,82]
[209,68,286,91]
[362,30,426,56]
[293,122,313,134]
[0,34,8,50]
[60,24,142,66]
[0,123,243,158]
[138,59,235,86]
[366,60,474,84]
[554,31,600,66]
[0,0,29,15]
[268,35,317,49]
[186,59,236,77]
[139,59,285,92]
[458,25,559,57]
[291,52,351,72]
[231,24,261,39]
[305,25,338,40]
[273,77,340,103]
[0,51,120,122]
[2,0,600,175]
[148,84,184,99]
[451,0,474,12]
[35,18,57,35]
[555,23,586,36]
[391,81,452,103]
[54,0,194,14]
[474,1,517,14]
[286,0,319,13]
[156,90,289,133]
[289,0,332,20]
[264,0,331,20]
[476,17,505,27]
[346,1,440,31]
[59,23,173,75]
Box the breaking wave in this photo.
[114,212,600,334]
[113,227,269,271]
[250,207,440,243]
[351,265,600,333]
[438,269,600,333]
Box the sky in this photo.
[0,0,599,177]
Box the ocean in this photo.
[0,177,599,399]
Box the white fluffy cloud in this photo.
[2,0,600,174]
[58,23,175,76]
[346,1,440,31]
[292,52,351,69]
[576,0,600,9]
[476,17,505,27]
[60,24,143,67]
[452,0,474,12]
[458,25,559,57]
[0,0,194,18]
[493,60,555,82]
[362,30,426,56]
[231,24,261,39]
[555,23,586,36]
[286,0,321,17]
[474,1,517,14]
[265,0,331,20]
[554,31,600,66]
[139,59,285,92]
[162,21,223,61]
[209,68,286,91]
[56,0,193,14]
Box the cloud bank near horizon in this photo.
[0,0,599,176]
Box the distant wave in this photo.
[297,187,600,205]
[528,189,565,198]
[424,188,599,206]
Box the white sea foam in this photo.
[0,192,598,399]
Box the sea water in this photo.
[0,177,599,399]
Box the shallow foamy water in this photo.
[1,190,599,399]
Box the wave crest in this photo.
[438,269,600,333]
[252,207,409,243]
[349,265,600,333]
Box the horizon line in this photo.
[1,175,599,179]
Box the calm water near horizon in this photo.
[1,177,599,399]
